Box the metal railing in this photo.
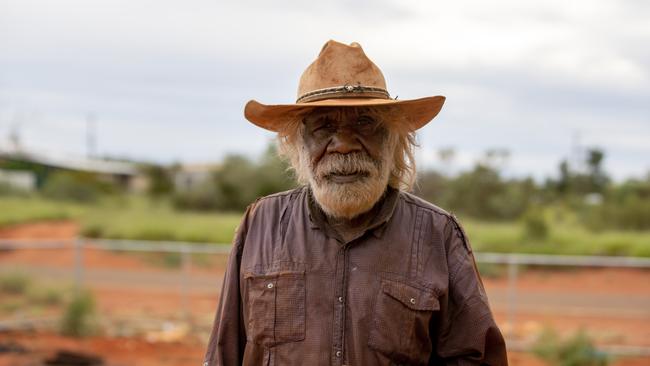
[472,252,650,357]
[2,238,649,356]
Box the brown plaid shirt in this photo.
[204,186,508,366]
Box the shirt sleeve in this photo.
[203,203,254,366]
[433,215,508,366]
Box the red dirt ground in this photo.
[0,331,205,366]
[1,330,527,366]
[0,331,646,366]
[0,221,78,239]
[0,221,228,275]
[1,220,649,365]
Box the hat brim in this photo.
[244,96,445,132]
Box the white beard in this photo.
[300,144,395,219]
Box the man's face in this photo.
[299,107,395,219]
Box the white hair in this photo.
[276,106,418,191]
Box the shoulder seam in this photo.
[254,186,305,203]
[398,192,453,220]
[398,192,473,253]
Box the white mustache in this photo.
[314,152,380,180]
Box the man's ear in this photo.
[299,120,308,138]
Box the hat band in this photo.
[296,85,390,103]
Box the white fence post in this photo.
[181,243,191,322]
[74,237,84,294]
[507,255,518,338]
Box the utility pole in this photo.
[86,113,96,159]
[9,124,20,152]
[9,111,23,152]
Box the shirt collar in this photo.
[307,185,400,243]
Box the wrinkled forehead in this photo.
[302,106,380,124]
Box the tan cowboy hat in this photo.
[244,40,446,132]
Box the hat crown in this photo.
[244,40,445,133]
[297,40,388,100]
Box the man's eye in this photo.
[355,116,376,128]
[313,122,334,133]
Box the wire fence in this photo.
[1,237,649,356]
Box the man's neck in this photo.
[327,208,377,242]
[324,189,388,243]
[307,184,399,244]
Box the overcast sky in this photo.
[1,0,648,181]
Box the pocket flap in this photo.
[381,279,439,311]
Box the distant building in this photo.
[0,169,36,191]
[173,163,220,192]
[0,147,145,192]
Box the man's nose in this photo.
[327,129,362,154]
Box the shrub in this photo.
[476,262,506,278]
[60,290,97,337]
[141,164,174,198]
[533,328,609,366]
[172,181,221,211]
[0,182,29,197]
[161,253,182,268]
[584,198,650,231]
[522,207,549,241]
[41,171,112,203]
[27,286,64,306]
[0,299,23,313]
[139,252,182,269]
[581,178,650,231]
[81,223,103,238]
[0,273,31,294]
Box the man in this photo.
[204,40,507,366]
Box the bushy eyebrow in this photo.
[304,109,339,122]
[303,108,376,124]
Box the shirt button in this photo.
[335,350,342,357]
[410,298,416,304]
[267,283,274,289]
[338,296,343,303]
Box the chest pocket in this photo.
[244,265,306,347]
[368,278,439,365]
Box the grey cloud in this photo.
[1,0,648,181]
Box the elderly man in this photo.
[204,40,507,366]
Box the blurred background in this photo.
[0,1,648,365]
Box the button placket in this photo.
[331,246,349,365]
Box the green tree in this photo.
[415,170,450,208]
[141,164,174,198]
[446,163,505,218]
[213,154,258,211]
[585,148,608,193]
[41,171,112,203]
[255,144,297,197]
